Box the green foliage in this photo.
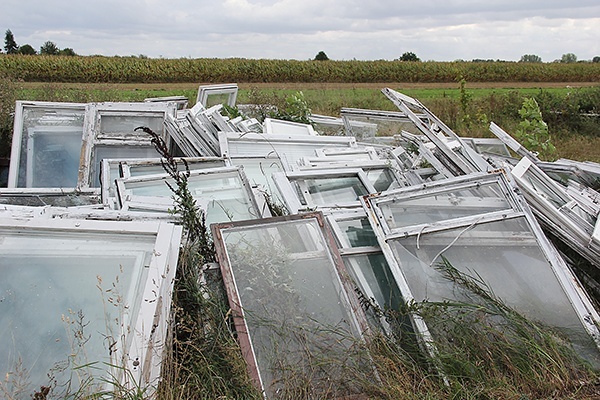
[520,54,542,63]
[18,44,36,55]
[516,97,556,160]
[314,51,329,61]
[1,56,599,83]
[4,29,18,54]
[275,91,312,124]
[0,72,16,159]
[458,76,473,129]
[40,41,59,55]
[561,53,578,63]
[399,52,420,62]
[593,56,600,63]
[59,48,77,57]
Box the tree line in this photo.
[2,29,76,56]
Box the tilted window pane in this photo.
[343,253,402,312]
[0,229,156,393]
[336,217,379,247]
[92,145,158,187]
[378,183,510,230]
[99,114,164,137]
[304,176,370,205]
[389,217,600,365]
[216,218,365,396]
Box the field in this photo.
[9,80,600,162]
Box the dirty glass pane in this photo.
[365,168,396,192]
[91,145,158,187]
[343,253,402,312]
[389,217,600,365]
[378,182,510,230]
[0,229,154,394]
[220,218,364,397]
[519,168,568,209]
[127,159,226,177]
[303,176,370,205]
[225,137,354,169]
[123,170,258,225]
[17,107,85,188]
[99,114,164,137]
[336,217,379,247]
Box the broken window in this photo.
[211,212,368,397]
[0,217,182,395]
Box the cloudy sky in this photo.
[1,1,599,62]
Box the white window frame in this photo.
[0,216,182,394]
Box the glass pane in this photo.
[99,114,164,137]
[92,145,158,187]
[336,217,378,247]
[226,138,352,169]
[389,217,600,365]
[124,170,258,225]
[220,218,363,397]
[17,106,85,188]
[343,253,402,311]
[304,176,369,205]
[0,229,154,394]
[127,159,226,177]
[520,168,568,209]
[378,182,510,230]
[365,168,396,192]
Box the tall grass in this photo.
[1,55,599,84]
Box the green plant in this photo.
[274,91,312,125]
[516,97,556,160]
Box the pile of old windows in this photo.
[2,84,600,397]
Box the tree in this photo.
[314,51,329,61]
[59,48,76,56]
[4,29,18,54]
[18,44,36,55]
[592,56,600,63]
[399,52,420,62]
[40,41,59,55]
[560,53,577,63]
[519,54,542,63]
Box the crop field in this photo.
[1,55,600,83]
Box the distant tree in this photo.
[593,56,600,63]
[4,29,18,54]
[314,51,329,61]
[40,41,59,55]
[399,52,420,62]
[59,47,76,56]
[560,53,577,63]
[519,54,542,63]
[18,44,36,55]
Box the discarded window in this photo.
[83,102,177,188]
[8,101,87,189]
[263,118,317,136]
[363,172,600,366]
[512,157,600,267]
[0,217,182,395]
[115,166,260,225]
[100,157,227,209]
[273,168,376,212]
[212,212,369,397]
[196,83,238,108]
[219,132,357,170]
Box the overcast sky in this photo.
[1,1,599,62]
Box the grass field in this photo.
[12,80,598,162]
